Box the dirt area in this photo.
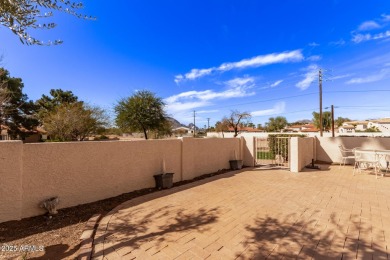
[0,169,232,260]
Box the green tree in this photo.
[114,90,167,140]
[247,122,255,128]
[151,120,173,139]
[43,102,107,141]
[312,111,332,131]
[0,68,38,138]
[36,89,79,119]
[223,110,251,137]
[335,117,350,127]
[0,0,94,45]
[265,116,288,132]
[365,126,380,132]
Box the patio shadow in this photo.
[93,206,220,258]
[238,213,388,259]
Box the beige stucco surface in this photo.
[0,138,241,223]
[21,139,182,219]
[0,141,23,221]
[4,135,389,223]
[316,137,390,163]
[298,137,315,171]
[182,138,240,180]
[290,137,314,172]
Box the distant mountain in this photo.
[167,117,186,129]
[290,119,312,125]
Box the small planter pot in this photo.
[153,173,174,189]
[229,160,243,170]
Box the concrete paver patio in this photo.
[92,166,390,259]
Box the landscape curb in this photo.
[77,214,102,260]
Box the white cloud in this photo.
[352,14,390,43]
[196,110,219,114]
[165,76,255,115]
[270,80,283,87]
[251,102,286,117]
[373,30,390,40]
[295,65,318,90]
[330,39,346,46]
[345,68,390,84]
[352,30,390,43]
[166,100,210,112]
[174,50,304,83]
[329,73,353,80]
[352,33,372,43]
[225,77,255,88]
[381,14,390,22]
[358,21,381,31]
[173,75,183,84]
[307,55,322,61]
[308,42,320,47]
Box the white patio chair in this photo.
[353,150,381,178]
[338,145,355,168]
[385,155,390,175]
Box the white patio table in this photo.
[353,148,390,178]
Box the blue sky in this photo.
[1,0,390,127]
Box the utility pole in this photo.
[331,105,335,137]
[207,118,210,132]
[193,110,196,137]
[319,69,323,137]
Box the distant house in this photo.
[226,126,263,133]
[289,125,305,132]
[338,125,355,133]
[300,124,319,133]
[343,121,368,131]
[284,124,319,133]
[0,125,47,143]
[367,118,390,132]
[172,126,192,136]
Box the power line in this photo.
[211,92,319,109]
[202,89,390,110]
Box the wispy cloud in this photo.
[251,102,286,117]
[166,76,256,117]
[225,77,255,88]
[358,21,381,31]
[352,14,390,43]
[382,14,390,22]
[174,50,304,83]
[196,110,219,114]
[308,42,320,47]
[295,64,318,90]
[329,39,346,46]
[307,55,322,62]
[352,30,390,43]
[270,80,283,87]
[345,68,390,84]
[329,73,353,80]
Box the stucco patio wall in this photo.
[181,137,241,180]
[0,137,240,223]
[290,137,315,172]
[0,141,23,224]
[316,137,390,163]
